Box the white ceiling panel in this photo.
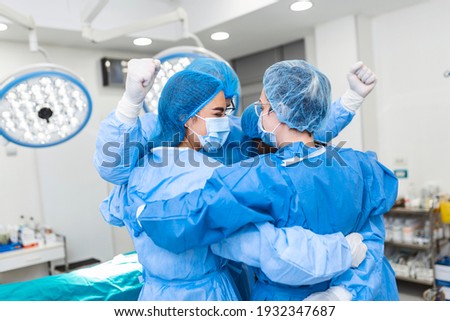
[0,0,428,60]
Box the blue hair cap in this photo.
[152,69,223,147]
[186,58,240,112]
[263,60,331,133]
[241,103,261,139]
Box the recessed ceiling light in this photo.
[290,0,313,12]
[211,32,229,41]
[133,37,152,46]
[0,23,8,32]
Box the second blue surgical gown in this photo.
[136,143,399,300]
[101,147,239,300]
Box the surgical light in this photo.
[211,32,229,41]
[133,37,152,46]
[0,64,92,148]
[290,0,313,12]
[143,46,230,114]
[0,23,7,31]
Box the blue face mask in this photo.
[257,110,281,148]
[188,115,230,152]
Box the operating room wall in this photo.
[0,41,146,280]
[311,1,450,199]
[371,0,450,197]
[314,15,364,151]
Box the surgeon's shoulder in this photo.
[342,148,390,177]
[351,149,379,162]
[322,146,378,171]
[326,145,378,159]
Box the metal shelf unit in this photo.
[395,275,433,286]
[385,208,441,289]
[385,241,431,251]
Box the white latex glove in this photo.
[116,58,161,124]
[303,286,352,301]
[341,61,377,111]
[345,232,368,268]
[348,61,377,97]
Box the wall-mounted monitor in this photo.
[100,58,128,87]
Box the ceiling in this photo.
[0,0,427,60]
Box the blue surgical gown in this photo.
[136,142,399,300]
[101,147,239,300]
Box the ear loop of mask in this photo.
[259,109,282,147]
[184,120,198,149]
[185,115,207,141]
[261,110,282,132]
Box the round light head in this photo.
[0,64,92,148]
[0,23,8,32]
[143,46,228,114]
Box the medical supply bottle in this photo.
[28,216,36,231]
[19,215,27,230]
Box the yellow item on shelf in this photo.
[440,201,450,224]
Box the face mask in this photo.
[258,111,281,148]
[188,115,230,152]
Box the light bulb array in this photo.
[144,56,193,114]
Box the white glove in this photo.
[341,61,377,111]
[304,286,352,301]
[345,232,368,268]
[116,58,161,124]
[348,61,377,97]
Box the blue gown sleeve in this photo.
[211,222,352,286]
[314,99,355,143]
[99,185,127,227]
[136,161,290,253]
[329,152,398,300]
[93,112,157,185]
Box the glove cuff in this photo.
[116,94,143,125]
[341,89,364,112]
[329,286,353,301]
